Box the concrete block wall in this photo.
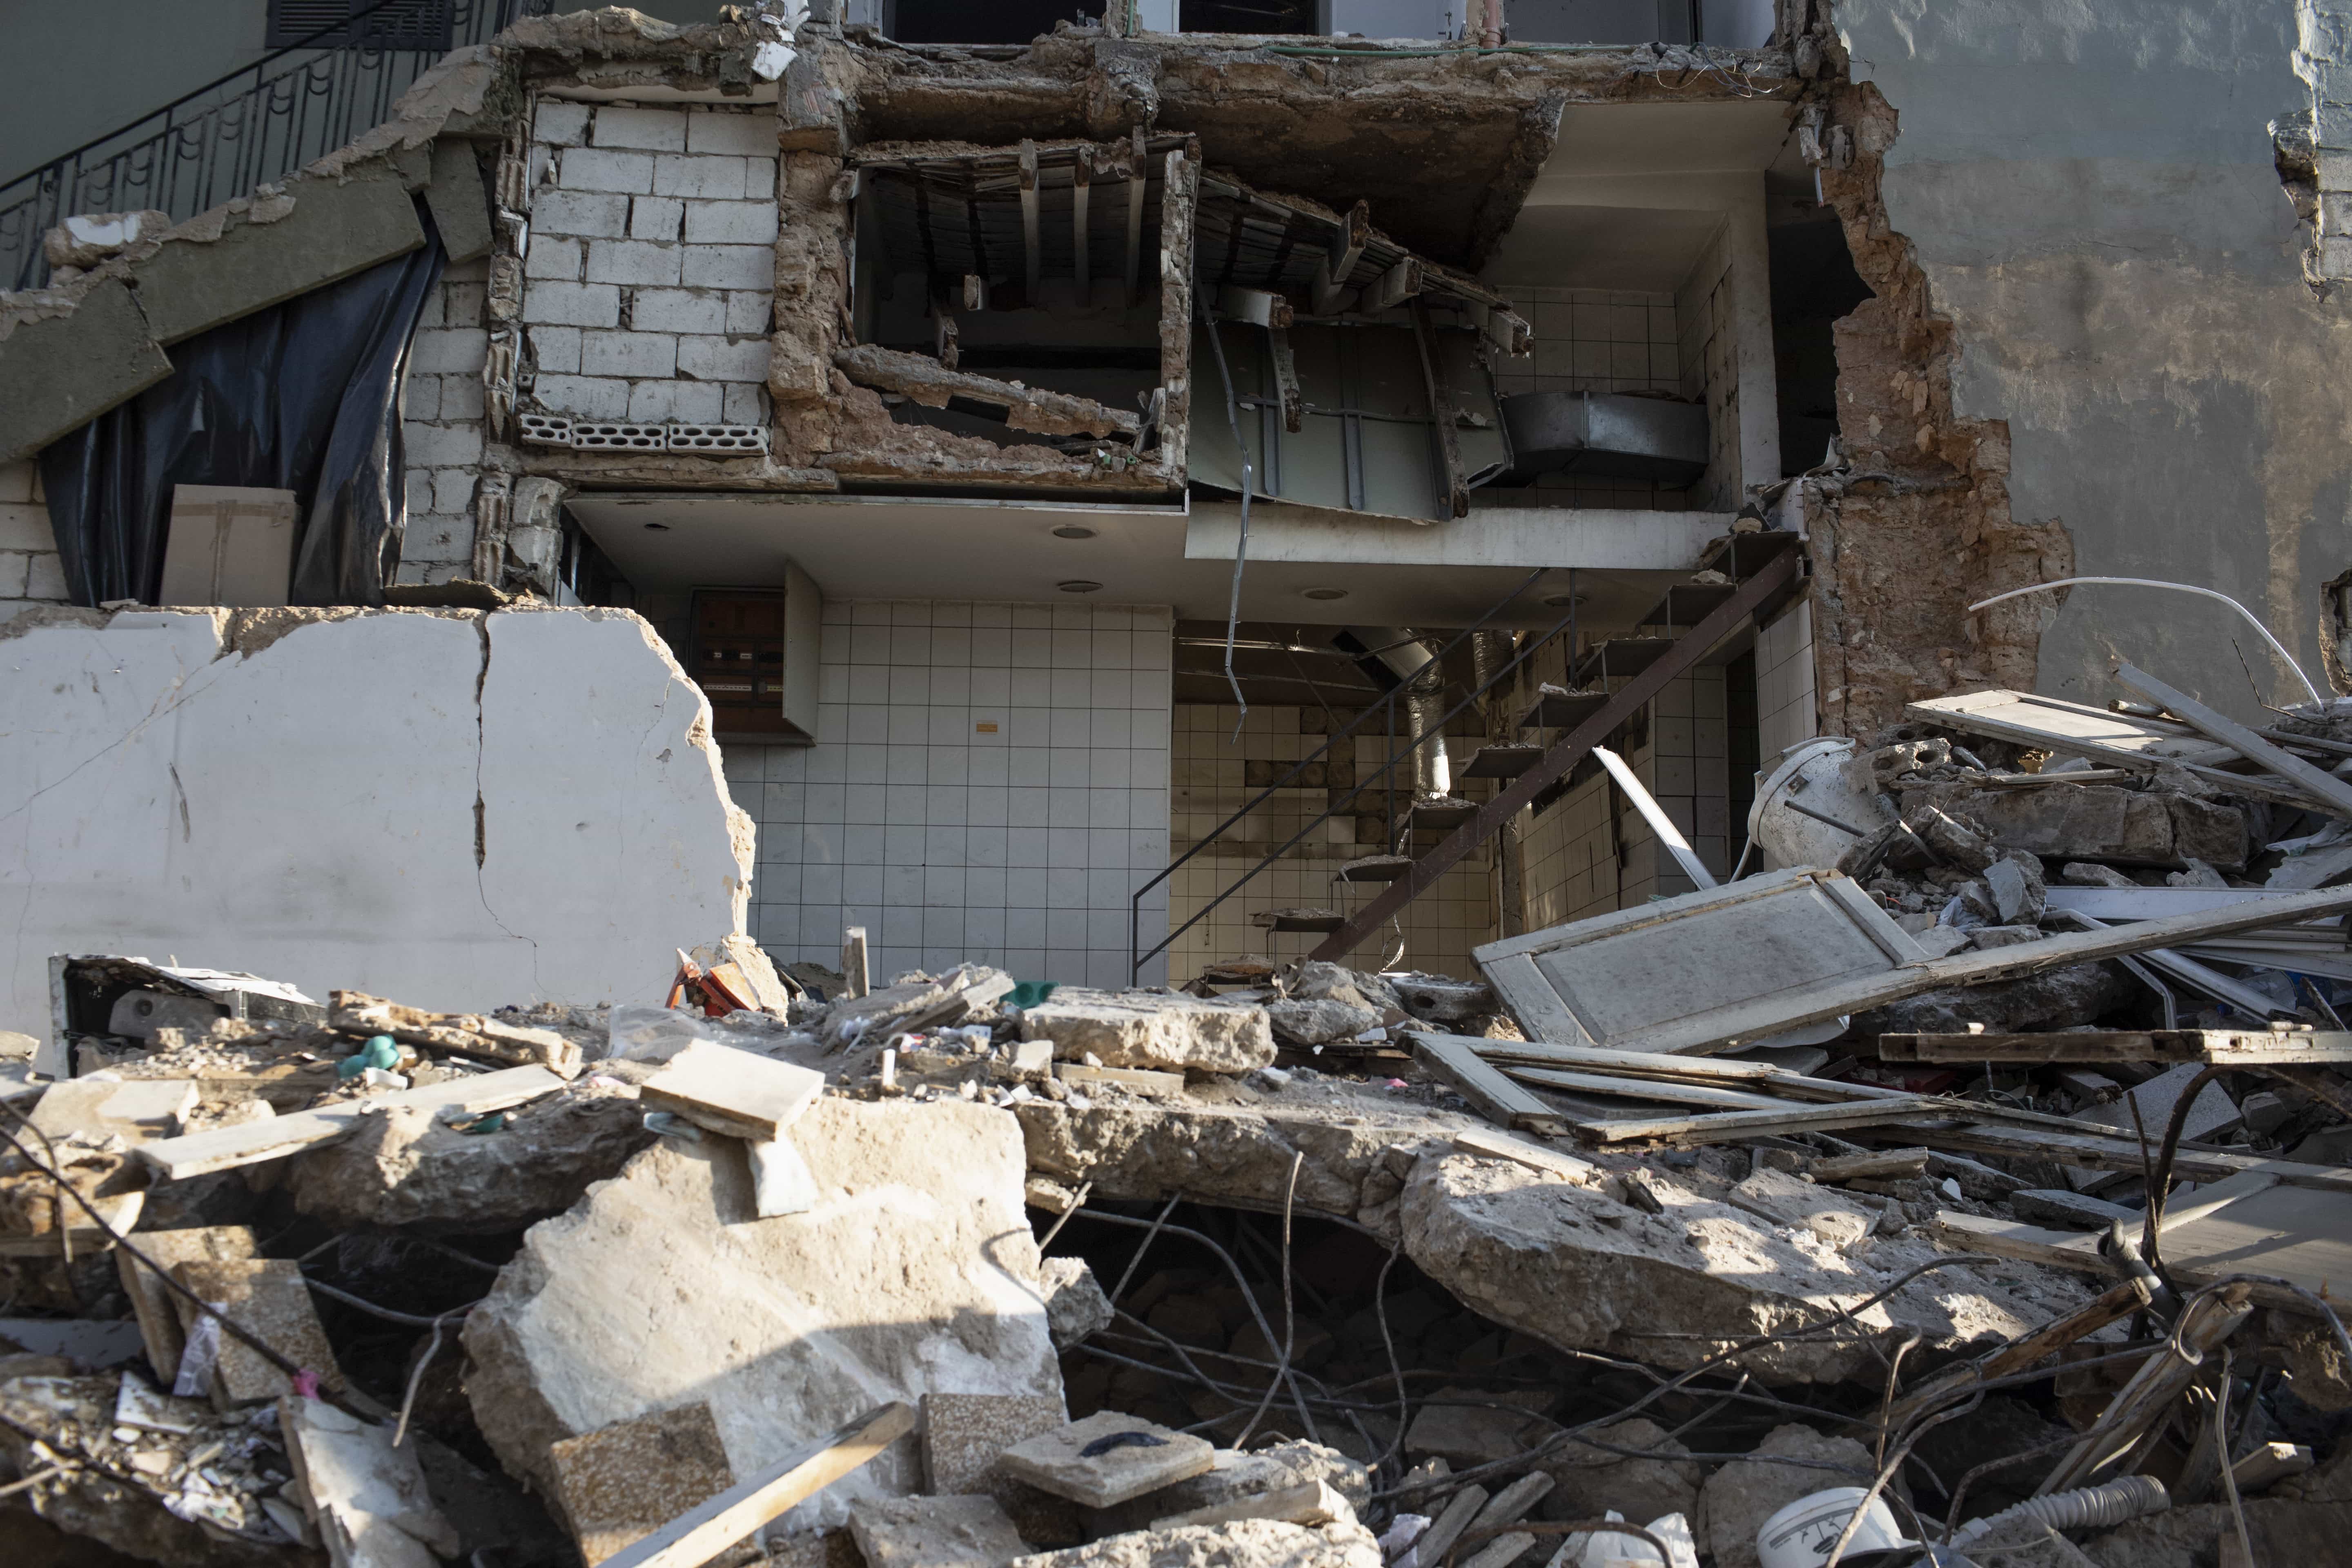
[0,459,67,621]
[1165,703,1495,982]
[1489,286,1692,511]
[522,100,776,428]
[724,599,1175,990]
[399,258,493,585]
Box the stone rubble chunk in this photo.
[1083,1441,1372,1538]
[1040,1258,1114,1349]
[1021,990,1275,1075]
[997,1412,1218,1509]
[1153,1478,1352,1530]
[1537,1417,1702,1527]
[1726,1167,1880,1251]
[546,1401,734,1565]
[1401,1386,1555,1466]
[1006,1516,1383,1568]
[1267,998,1383,1049]
[1695,1424,1878,1568]
[281,1394,463,1567]
[851,1492,1031,1568]
[461,1098,1062,1526]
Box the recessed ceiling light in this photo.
[644,522,672,531]
[1051,523,1098,539]
[1057,579,1103,594]
[1541,592,1585,608]
[1301,586,1349,601]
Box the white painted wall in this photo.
[0,606,752,1036]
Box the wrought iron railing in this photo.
[0,0,555,292]
[1131,568,1588,983]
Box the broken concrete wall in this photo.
[0,604,752,1033]
[1812,0,2352,731]
[399,258,499,587]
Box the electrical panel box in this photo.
[689,562,822,744]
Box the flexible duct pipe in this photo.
[1949,1474,2169,1548]
[1349,626,1452,798]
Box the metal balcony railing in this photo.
[0,0,555,292]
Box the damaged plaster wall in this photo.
[1820,0,2352,727]
[0,604,752,1031]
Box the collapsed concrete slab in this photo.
[0,606,753,1031]
[461,1097,1062,1528]
[1398,1152,2099,1386]
[1021,991,1276,1075]
[1007,1517,1383,1568]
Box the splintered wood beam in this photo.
[1018,140,1041,302]
[1410,299,1468,520]
[1125,127,1148,306]
[1072,151,1092,305]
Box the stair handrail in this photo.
[0,0,549,290]
[1130,567,1589,982]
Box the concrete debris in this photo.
[280,1394,461,1567]
[851,1492,1031,1568]
[1041,1257,1117,1348]
[1021,990,1277,1075]
[1694,1425,1879,1568]
[1010,1516,1385,1568]
[997,1412,1218,1508]
[546,1401,735,1563]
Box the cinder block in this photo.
[632,288,728,333]
[688,108,780,156]
[624,380,682,422]
[410,327,488,374]
[0,462,38,503]
[533,100,594,146]
[653,153,746,200]
[630,196,685,241]
[582,329,678,379]
[746,157,778,198]
[668,379,726,422]
[523,233,584,281]
[677,334,770,382]
[519,280,621,328]
[559,147,655,194]
[441,282,487,328]
[404,420,483,468]
[528,324,583,374]
[430,468,479,514]
[684,200,779,245]
[584,238,681,286]
[725,290,775,334]
[681,245,771,289]
[722,383,768,425]
[532,374,631,421]
[24,552,67,601]
[532,189,630,238]
[593,105,690,151]
[402,374,444,421]
[0,552,27,597]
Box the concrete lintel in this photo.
[424,140,495,264]
[131,169,427,346]
[1184,502,1729,571]
[0,280,173,462]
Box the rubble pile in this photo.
[4,699,2352,1567]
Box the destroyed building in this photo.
[4,3,2352,1568]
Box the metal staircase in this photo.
[1131,529,1804,979]
[0,0,550,291]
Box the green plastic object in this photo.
[335,1034,401,1080]
[459,1113,506,1136]
[1009,980,1058,1009]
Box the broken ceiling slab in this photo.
[423,137,494,264]
[136,1064,567,1181]
[640,1041,824,1142]
[0,278,173,461]
[996,1411,1217,1508]
[835,345,1141,439]
[1474,867,2352,1056]
[1900,779,2248,870]
[24,1078,197,1143]
[548,1402,736,1566]
[461,1098,1061,1523]
[129,165,427,345]
[1399,1149,2100,1386]
[1019,989,1274,1074]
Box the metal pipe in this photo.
[1969,577,2324,706]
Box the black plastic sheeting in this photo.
[40,200,447,607]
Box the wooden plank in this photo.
[1443,1035,1789,1080]
[1905,688,2320,811]
[2115,661,2352,817]
[2155,1170,2280,1234]
[1503,1065,1793,1111]
[1568,1096,1942,1145]
[1931,1209,2335,1318]
[135,1065,565,1181]
[1409,1033,1566,1134]
[1868,1120,2352,1194]
[1493,878,2352,1059]
[599,1401,915,1568]
[1882,1030,2352,1066]
[1312,548,1801,964]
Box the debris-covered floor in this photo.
[9,680,2352,1568]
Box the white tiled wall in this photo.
[1755,598,1817,759]
[728,599,1174,989]
[1487,287,1692,511]
[1166,705,1497,983]
[1517,670,1730,927]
